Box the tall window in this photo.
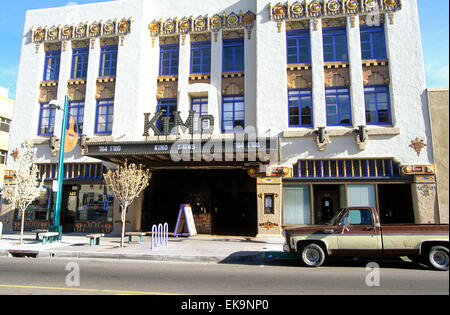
[222,95,245,132]
[323,28,348,62]
[68,100,85,134]
[288,89,313,127]
[71,48,89,79]
[160,44,179,76]
[43,50,61,81]
[38,103,56,136]
[360,26,387,60]
[99,45,118,77]
[191,42,211,74]
[223,39,244,72]
[364,85,392,125]
[157,98,178,133]
[287,30,311,64]
[326,87,352,126]
[0,117,11,133]
[191,97,209,133]
[95,99,114,134]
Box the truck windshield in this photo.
[327,209,346,226]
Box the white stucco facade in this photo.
[3,0,442,236]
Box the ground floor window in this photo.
[75,185,114,222]
[17,186,52,221]
[283,185,311,225]
[283,183,414,226]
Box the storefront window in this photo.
[283,186,311,225]
[77,185,113,222]
[20,186,52,221]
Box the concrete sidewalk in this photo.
[0,233,297,264]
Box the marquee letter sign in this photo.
[143,111,215,136]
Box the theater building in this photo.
[2,0,444,237]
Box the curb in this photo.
[31,250,274,264]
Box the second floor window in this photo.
[287,30,311,64]
[223,39,244,72]
[365,85,392,125]
[157,98,178,133]
[288,89,313,128]
[323,28,348,62]
[43,50,61,81]
[95,99,114,134]
[160,45,179,76]
[38,103,56,136]
[99,45,118,77]
[191,42,211,74]
[68,100,85,134]
[360,26,387,60]
[71,48,89,79]
[191,97,209,133]
[222,95,245,132]
[326,87,352,126]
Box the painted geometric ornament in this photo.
[148,10,256,47]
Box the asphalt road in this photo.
[0,257,448,297]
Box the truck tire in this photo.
[427,246,449,271]
[299,243,326,267]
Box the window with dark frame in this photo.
[191,42,211,74]
[222,95,245,133]
[95,99,114,134]
[360,26,387,60]
[157,98,178,133]
[0,117,11,133]
[160,44,179,76]
[43,50,61,81]
[99,45,118,77]
[264,194,275,215]
[71,47,89,79]
[0,150,7,165]
[326,87,352,126]
[38,102,56,136]
[223,39,244,72]
[364,85,392,125]
[288,89,313,127]
[323,28,348,62]
[287,30,311,64]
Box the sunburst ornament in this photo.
[409,138,427,157]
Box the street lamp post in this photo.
[49,94,69,240]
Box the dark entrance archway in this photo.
[141,169,257,236]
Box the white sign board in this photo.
[174,204,197,237]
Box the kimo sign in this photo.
[143,111,214,136]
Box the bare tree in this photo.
[103,160,151,248]
[1,144,45,245]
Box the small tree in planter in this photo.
[1,144,45,245]
[103,160,151,248]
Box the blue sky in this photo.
[0,0,448,99]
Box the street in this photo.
[0,256,448,296]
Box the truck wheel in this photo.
[427,246,449,271]
[299,243,326,267]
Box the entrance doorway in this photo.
[313,185,345,224]
[141,169,257,236]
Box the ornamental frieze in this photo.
[270,0,402,31]
[148,10,256,47]
[31,17,133,53]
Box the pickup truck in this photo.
[283,207,449,271]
